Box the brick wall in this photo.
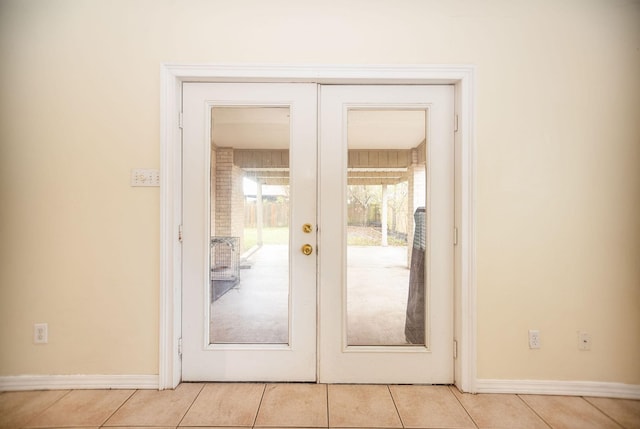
[214,148,233,236]
[213,147,245,251]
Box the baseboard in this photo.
[0,374,159,391]
[476,379,640,400]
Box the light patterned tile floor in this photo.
[1,383,638,429]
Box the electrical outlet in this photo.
[34,323,48,344]
[578,331,591,351]
[528,329,541,349]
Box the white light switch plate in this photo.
[131,169,160,187]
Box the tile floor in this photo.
[1,383,639,429]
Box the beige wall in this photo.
[1,0,639,383]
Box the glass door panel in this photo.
[346,109,427,346]
[209,107,290,345]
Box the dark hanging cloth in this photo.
[405,207,426,344]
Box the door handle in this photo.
[301,244,313,255]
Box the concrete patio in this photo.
[210,245,413,345]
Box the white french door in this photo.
[319,85,454,384]
[181,82,453,383]
[181,83,317,381]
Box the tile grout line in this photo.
[98,388,137,429]
[326,383,331,428]
[18,389,75,429]
[518,394,627,429]
[579,396,625,429]
[386,385,405,428]
[447,385,479,429]
[516,394,553,429]
[176,383,206,428]
[251,383,267,428]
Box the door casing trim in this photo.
[159,63,477,391]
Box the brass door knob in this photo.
[301,244,313,255]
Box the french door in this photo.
[181,83,317,381]
[181,82,453,383]
[319,85,454,383]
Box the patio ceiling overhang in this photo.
[242,166,409,186]
[233,148,423,186]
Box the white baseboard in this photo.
[476,379,640,400]
[0,374,159,391]
[3,375,638,399]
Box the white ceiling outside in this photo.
[211,107,426,150]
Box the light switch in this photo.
[131,169,160,187]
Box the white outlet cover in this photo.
[34,323,48,344]
[528,329,541,349]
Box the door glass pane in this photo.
[346,109,427,346]
[209,106,290,344]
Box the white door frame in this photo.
[159,64,477,391]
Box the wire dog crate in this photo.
[210,236,240,301]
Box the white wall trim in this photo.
[476,379,640,400]
[160,63,477,390]
[0,375,159,392]
[159,64,184,390]
[453,69,478,394]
